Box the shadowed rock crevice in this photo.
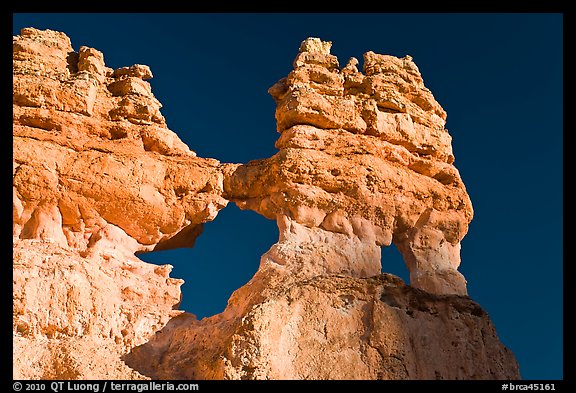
[150,223,204,251]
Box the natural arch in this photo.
[137,203,278,319]
[381,243,410,284]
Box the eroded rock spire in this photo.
[228,36,472,295]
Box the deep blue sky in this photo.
[12,13,563,380]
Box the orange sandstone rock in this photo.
[124,274,519,379]
[13,30,518,380]
[13,27,230,379]
[226,37,473,295]
[13,27,230,253]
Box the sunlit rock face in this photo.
[227,37,473,296]
[13,29,518,380]
[13,27,229,379]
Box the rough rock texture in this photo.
[13,30,519,380]
[125,274,518,380]
[12,27,230,379]
[226,37,473,296]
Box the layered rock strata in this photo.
[13,27,230,379]
[226,38,472,296]
[13,29,518,380]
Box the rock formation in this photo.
[227,38,472,296]
[13,29,519,380]
[13,27,230,379]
